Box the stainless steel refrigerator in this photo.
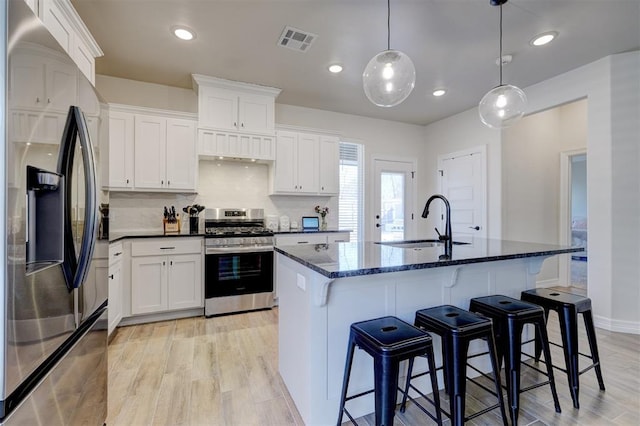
[1,0,108,424]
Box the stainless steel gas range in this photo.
[204,208,274,316]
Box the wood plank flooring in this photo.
[108,303,639,425]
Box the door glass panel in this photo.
[380,172,405,241]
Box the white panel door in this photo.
[372,159,415,241]
[108,111,134,189]
[165,118,196,190]
[273,131,297,192]
[296,132,319,194]
[167,254,202,310]
[439,147,486,240]
[134,114,166,189]
[131,256,168,314]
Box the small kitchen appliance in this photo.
[203,208,274,316]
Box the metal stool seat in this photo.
[469,295,562,426]
[400,305,508,426]
[521,288,605,408]
[337,316,443,426]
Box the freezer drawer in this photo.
[1,307,107,426]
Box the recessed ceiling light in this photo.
[172,26,196,41]
[531,31,557,47]
[432,89,446,97]
[328,64,343,73]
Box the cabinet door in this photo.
[108,260,123,335]
[297,132,319,194]
[131,256,168,314]
[238,93,274,134]
[167,254,202,310]
[199,87,238,131]
[10,53,45,109]
[166,118,196,190]
[273,131,297,192]
[327,232,351,243]
[134,114,166,189]
[40,0,73,52]
[45,59,78,112]
[319,136,340,195]
[109,111,135,189]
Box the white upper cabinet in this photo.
[38,0,103,84]
[108,105,197,192]
[10,49,77,113]
[192,74,281,136]
[270,128,340,196]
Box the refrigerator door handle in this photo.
[57,106,98,290]
[73,107,98,290]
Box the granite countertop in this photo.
[109,231,205,243]
[274,238,584,279]
[274,229,351,234]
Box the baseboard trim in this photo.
[118,307,204,327]
[594,315,640,335]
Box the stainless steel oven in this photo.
[204,208,274,316]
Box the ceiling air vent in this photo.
[277,26,317,52]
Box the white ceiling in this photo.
[71,0,640,126]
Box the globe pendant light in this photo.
[363,0,415,107]
[479,0,527,128]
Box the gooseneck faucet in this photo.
[422,194,452,259]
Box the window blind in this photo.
[339,142,363,242]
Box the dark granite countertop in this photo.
[109,231,205,243]
[274,229,352,234]
[274,238,584,279]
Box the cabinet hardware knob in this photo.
[114,252,122,257]
[36,97,40,103]
[234,122,237,127]
[241,122,244,128]
[161,180,164,185]
[126,179,129,184]
[163,261,166,266]
[47,98,51,104]
[108,274,114,279]
[168,181,170,186]
[170,261,173,266]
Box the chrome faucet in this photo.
[422,194,452,259]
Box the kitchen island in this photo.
[275,238,581,425]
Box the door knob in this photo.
[469,226,480,231]
[376,223,381,228]
[375,215,380,219]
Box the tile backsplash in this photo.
[110,160,338,232]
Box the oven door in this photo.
[205,247,274,298]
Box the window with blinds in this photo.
[339,142,363,241]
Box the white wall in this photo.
[420,51,640,333]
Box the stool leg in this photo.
[536,319,562,414]
[399,357,414,413]
[425,345,444,425]
[374,356,400,426]
[582,309,606,391]
[534,307,550,363]
[558,305,581,408]
[487,330,509,426]
[450,335,469,426]
[441,335,452,395]
[505,319,524,426]
[336,336,356,426]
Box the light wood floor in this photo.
[108,303,639,425]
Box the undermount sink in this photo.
[375,239,470,249]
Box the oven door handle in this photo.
[205,245,274,255]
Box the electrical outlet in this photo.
[296,273,306,291]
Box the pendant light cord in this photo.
[387,0,391,50]
[499,1,503,85]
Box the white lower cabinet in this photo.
[130,239,203,315]
[108,242,124,335]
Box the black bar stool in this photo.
[400,305,508,426]
[469,295,562,425]
[521,288,605,408]
[337,316,443,426]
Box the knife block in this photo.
[163,217,180,234]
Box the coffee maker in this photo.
[182,204,205,234]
